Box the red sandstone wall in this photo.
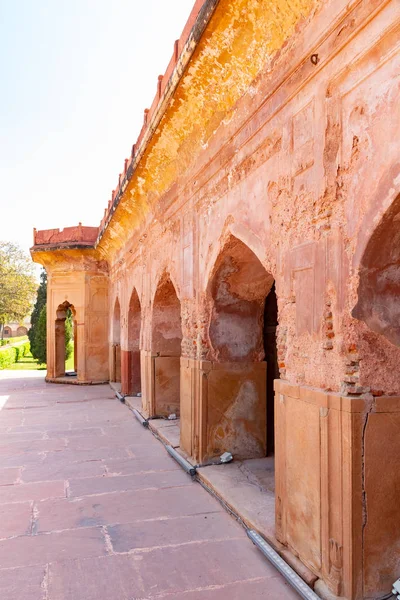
[108,0,400,399]
[33,225,98,247]
[31,3,400,597]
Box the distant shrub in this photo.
[0,347,15,369]
[65,309,73,360]
[29,269,47,359]
[0,342,30,369]
[34,306,47,365]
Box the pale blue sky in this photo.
[0,0,193,259]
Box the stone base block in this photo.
[275,380,400,600]
[141,352,180,418]
[180,359,267,463]
[121,350,141,396]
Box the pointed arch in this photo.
[152,273,182,356]
[55,300,76,378]
[126,288,141,395]
[205,234,279,460]
[111,297,121,382]
[112,298,121,345]
[203,220,271,293]
[207,234,274,362]
[353,193,400,346]
[151,273,182,417]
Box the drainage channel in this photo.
[247,530,320,600]
[120,392,321,600]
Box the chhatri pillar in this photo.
[31,225,109,384]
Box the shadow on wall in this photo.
[124,288,141,396]
[111,298,121,383]
[205,235,279,460]
[352,193,400,346]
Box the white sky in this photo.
[0,0,193,263]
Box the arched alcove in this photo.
[55,301,76,378]
[111,298,121,383]
[206,235,278,459]
[151,275,182,416]
[127,288,141,395]
[353,193,400,346]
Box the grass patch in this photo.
[7,351,46,371]
[65,349,74,372]
[0,335,28,347]
[7,345,73,372]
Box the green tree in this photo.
[65,308,73,360]
[33,305,73,367]
[29,269,47,359]
[0,241,37,338]
[34,305,47,365]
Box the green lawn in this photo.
[65,349,74,372]
[7,351,46,370]
[0,335,28,347]
[7,347,74,372]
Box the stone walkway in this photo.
[0,372,298,600]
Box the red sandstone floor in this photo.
[0,372,298,600]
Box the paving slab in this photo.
[0,466,21,485]
[0,526,107,568]
[0,502,33,538]
[21,456,107,483]
[0,564,46,600]
[123,538,277,597]
[68,468,192,497]
[48,554,146,600]
[65,432,157,452]
[197,458,276,542]
[0,479,65,504]
[104,455,180,476]
[0,450,49,469]
[0,438,66,455]
[36,484,221,532]
[0,431,45,443]
[107,511,243,553]
[166,577,299,599]
[0,373,298,599]
[149,418,181,447]
[47,426,104,438]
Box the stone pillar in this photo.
[360,395,400,599]
[54,319,65,378]
[121,349,141,396]
[274,380,367,600]
[180,358,267,463]
[153,356,181,417]
[73,320,78,373]
[115,344,121,382]
[141,350,155,417]
[180,358,195,457]
[121,349,131,395]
